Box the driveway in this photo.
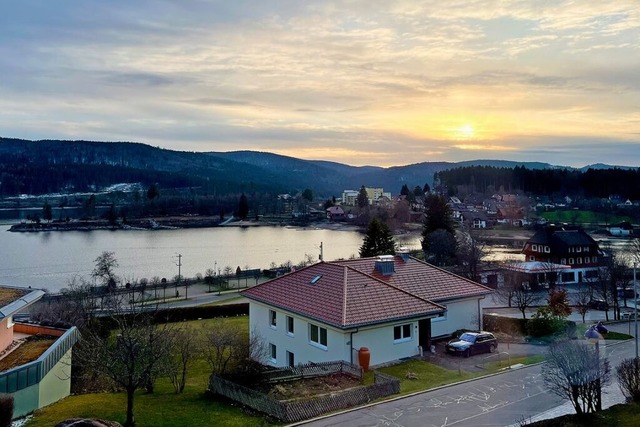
[420,339,547,374]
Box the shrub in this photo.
[483,314,527,335]
[0,394,13,427]
[527,317,576,339]
[616,357,640,402]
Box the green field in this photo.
[540,210,632,225]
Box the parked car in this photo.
[445,331,498,357]
[588,298,609,310]
[617,288,639,299]
[622,311,638,320]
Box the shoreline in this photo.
[7,216,367,234]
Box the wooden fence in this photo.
[209,361,400,423]
[261,360,362,383]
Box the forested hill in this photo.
[437,165,640,199]
[1,137,633,198]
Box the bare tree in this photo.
[542,340,611,415]
[92,251,119,291]
[617,357,640,403]
[456,231,486,282]
[202,323,245,377]
[30,275,97,330]
[495,269,542,319]
[77,296,172,427]
[575,286,592,324]
[165,328,200,394]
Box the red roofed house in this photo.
[241,251,492,368]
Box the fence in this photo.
[209,361,400,423]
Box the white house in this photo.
[242,253,493,368]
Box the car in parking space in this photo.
[588,298,609,310]
[445,331,498,358]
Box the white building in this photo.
[242,253,493,368]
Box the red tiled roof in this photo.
[241,262,445,329]
[333,256,492,302]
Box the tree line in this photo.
[436,165,640,199]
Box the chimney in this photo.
[374,255,395,275]
[396,247,410,262]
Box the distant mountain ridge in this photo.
[0,137,635,197]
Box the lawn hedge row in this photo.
[483,314,576,339]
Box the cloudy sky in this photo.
[1,1,639,167]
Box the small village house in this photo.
[242,251,492,368]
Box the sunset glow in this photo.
[1,1,639,167]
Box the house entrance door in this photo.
[418,319,431,352]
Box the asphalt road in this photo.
[299,323,635,427]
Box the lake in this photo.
[0,224,421,293]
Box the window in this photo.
[269,310,277,329]
[593,256,598,263]
[309,324,328,348]
[286,315,294,335]
[585,257,590,263]
[561,258,566,265]
[562,272,575,283]
[576,246,582,253]
[529,256,535,261]
[269,343,277,363]
[544,246,550,253]
[393,324,412,343]
[532,244,538,252]
[569,258,574,264]
[286,351,295,367]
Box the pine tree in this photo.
[237,193,249,220]
[359,218,396,257]
[356,185,369,208]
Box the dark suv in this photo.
[445,331,498,357]
[588,298,609,310]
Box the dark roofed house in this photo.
[1,286,80,420]
[241,252,492,368]
[522,224,602,284]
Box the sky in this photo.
[1,1,639,168]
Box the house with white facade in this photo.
[242,252,492,368]
[0,286,80,419]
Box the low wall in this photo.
[14,323,66,337]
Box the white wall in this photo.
[249,302,426,367]
[249,302,347,368]
[349,321,421,367]
[431,298,482,338]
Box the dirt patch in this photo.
[254,373,362,400]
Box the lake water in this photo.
[0,224,421,293]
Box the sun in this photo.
[453,124,476,140]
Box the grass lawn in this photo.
[376,355,545,395]
[25,316,274,427]
[530,403,640,426]
[576,324,633,341]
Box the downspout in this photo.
[349,328,359,364]
[478,296,485,330]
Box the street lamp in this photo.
[634,262,638,360]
